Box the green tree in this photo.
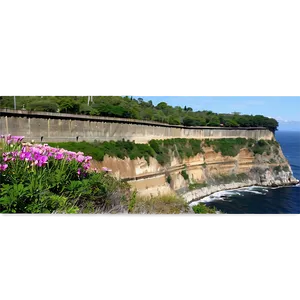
[156,102,168,110]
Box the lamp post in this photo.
[14,96,16,109]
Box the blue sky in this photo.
[135,96,300,122]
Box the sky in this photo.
[135,96,300,130]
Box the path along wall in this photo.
[0,109,274,143]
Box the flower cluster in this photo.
[0,134,24,144]
[21,143,93,169]
[0,134,113,176]
[0,135,93,173]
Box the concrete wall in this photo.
[0,109,274,143]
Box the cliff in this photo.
[90,138,299,204]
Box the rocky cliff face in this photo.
[90,139,299,203]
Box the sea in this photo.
[192,131,300,214]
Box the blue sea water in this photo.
[199,131,300,214]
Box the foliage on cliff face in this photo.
[0,95,278,131]
[48,138,280,167]
[49,138,205,166]
[48,140,156,163]
[204,138,280,157]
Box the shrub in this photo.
[26,100,59,112]
[282,165,289,172]
[0,135,132,213]
[131,194,190,214]
[166,175,172,184]
[204,138,248,157]
[181,169,189,181]
[192,203,218,214]
[273,165,282,173]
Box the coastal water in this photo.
[195,131,300,214]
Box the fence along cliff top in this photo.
[0,108,274,143]
[0,108,269,130]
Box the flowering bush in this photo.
[0,134,131,213]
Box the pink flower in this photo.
[37,155,48,167]
[55,153,64,160]
[11,136,24,142]
[76,155,85,163]
[77,169,81,175]
[83,163,90,170]
[0,164,8,171]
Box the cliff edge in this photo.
[89,137,299,203]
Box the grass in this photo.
[204,138,280,157]
[130,195,219,215]
[192,203,219,214]
[204,138,249,157]
[130,194,190,214]
[149,138,204,165]
[49,138,205,166]
[48,140,156,163]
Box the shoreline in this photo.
[184,179,299,205]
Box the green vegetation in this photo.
[130,194,190,214]
[205,138,280,157]
[49,138,205,166]
[0,138,132,213]
[48,137,280,167]
[189,182,208,190]
[181,169,189,181]
[273,165,282,173]
[150,138,204,165]
[0,96,279,132]
[283,165,289,172]
[205,138,249,157]
[166,175,172,184]
[192,203,219,214]
[130,194,220,215]
[211,173,249,184]
[48,140,156,163]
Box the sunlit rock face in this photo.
[90,138,298,200]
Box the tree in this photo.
[183,116,197,126]
[169,116,181,125]
[27,100,58,112]
[79,103,93,115]
[207,116,220,126]
[156,102,168,110]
